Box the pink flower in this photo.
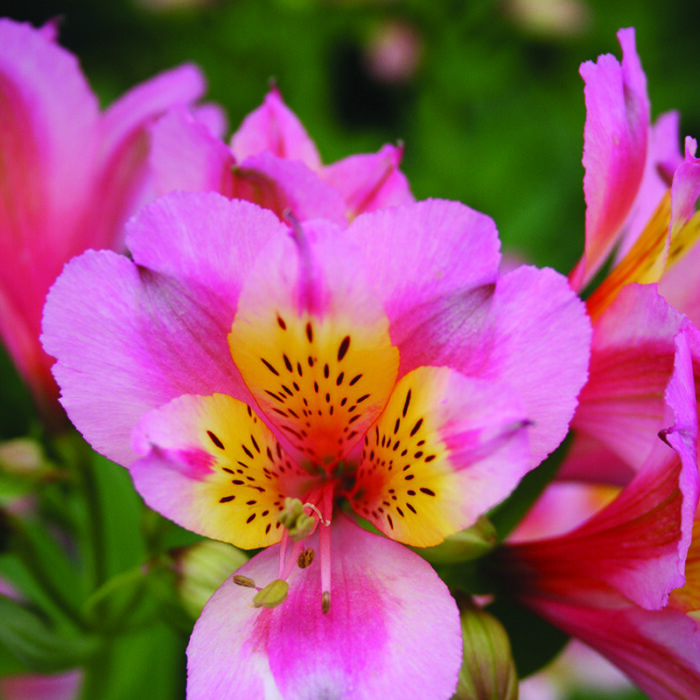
[560,29,700,483]
[149,86,413,224]
[0,18,214,421]
[42,190,590,696]
[498,324,700,699]
[0,669,82,700]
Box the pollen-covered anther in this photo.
[297,548,315,569]
[321,590,331,615]
[253,579,289,609]
[233,575,257,588]
[278,497,316,541]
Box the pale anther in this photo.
[233,575,256,588]
[253,579,289,609]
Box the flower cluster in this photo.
[1,15,699,700]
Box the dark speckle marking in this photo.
[349,374,362,386]
[306,322,314,342]
[207,430,224,449]
[337,336,351,361]
[277,315,287,330]
[283,354,293,372]
[402,389,412,418]
[410,418,423,437]
[420,487,436,496]
[246,513,256,524]
[219,495,235,503]
[261,357,280,376]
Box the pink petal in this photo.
[390,265,591,469]
[571,28,650,290]
[126,191,288,315]
[572,283,685,473]
[505,324,699,611]
[616,111,682,261]
[323,143,414,219]
[87,63,208,251]
[520,594,700,700]
[42,249,251,467]
[231,88,322,171]
[228,218,400,462]
[187,516,461,699]
[150,107,235,197]
[472,266,591,468]
[0,19,99,403]
[348,199,501,324]
[670,137,700,231]
[131,393,310,548]
[349,366,531,547]
[231,152,348,225]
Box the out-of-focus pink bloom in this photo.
[150,87,414,224]
[499,325,700,700]
[42,188,590,696]
[0,670,82,700]
[0,18,213,421]
[364,20,422,83]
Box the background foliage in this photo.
[1,1,698,698]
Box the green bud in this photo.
[419,516,497,564]
[253,579,289,609]
[455,601,518,700]
[177,540,249,618]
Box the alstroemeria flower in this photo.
[559,29,700,482]
[0,18,216,420]
[149,86,413,224]
[42,192,590,696]
[497,324,700,700]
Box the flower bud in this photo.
[177,540,248,618]
[455,601,518,700]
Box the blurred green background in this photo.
[2,1,698,698]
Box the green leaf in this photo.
[0,596,96,673]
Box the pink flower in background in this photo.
[149,86,413,224]
[42,189,590,696]
[498,325,700,699]
[0,670,82,700]
[0,18,215,421]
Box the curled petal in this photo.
[187,516,462,699]
[571,28,650,290]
